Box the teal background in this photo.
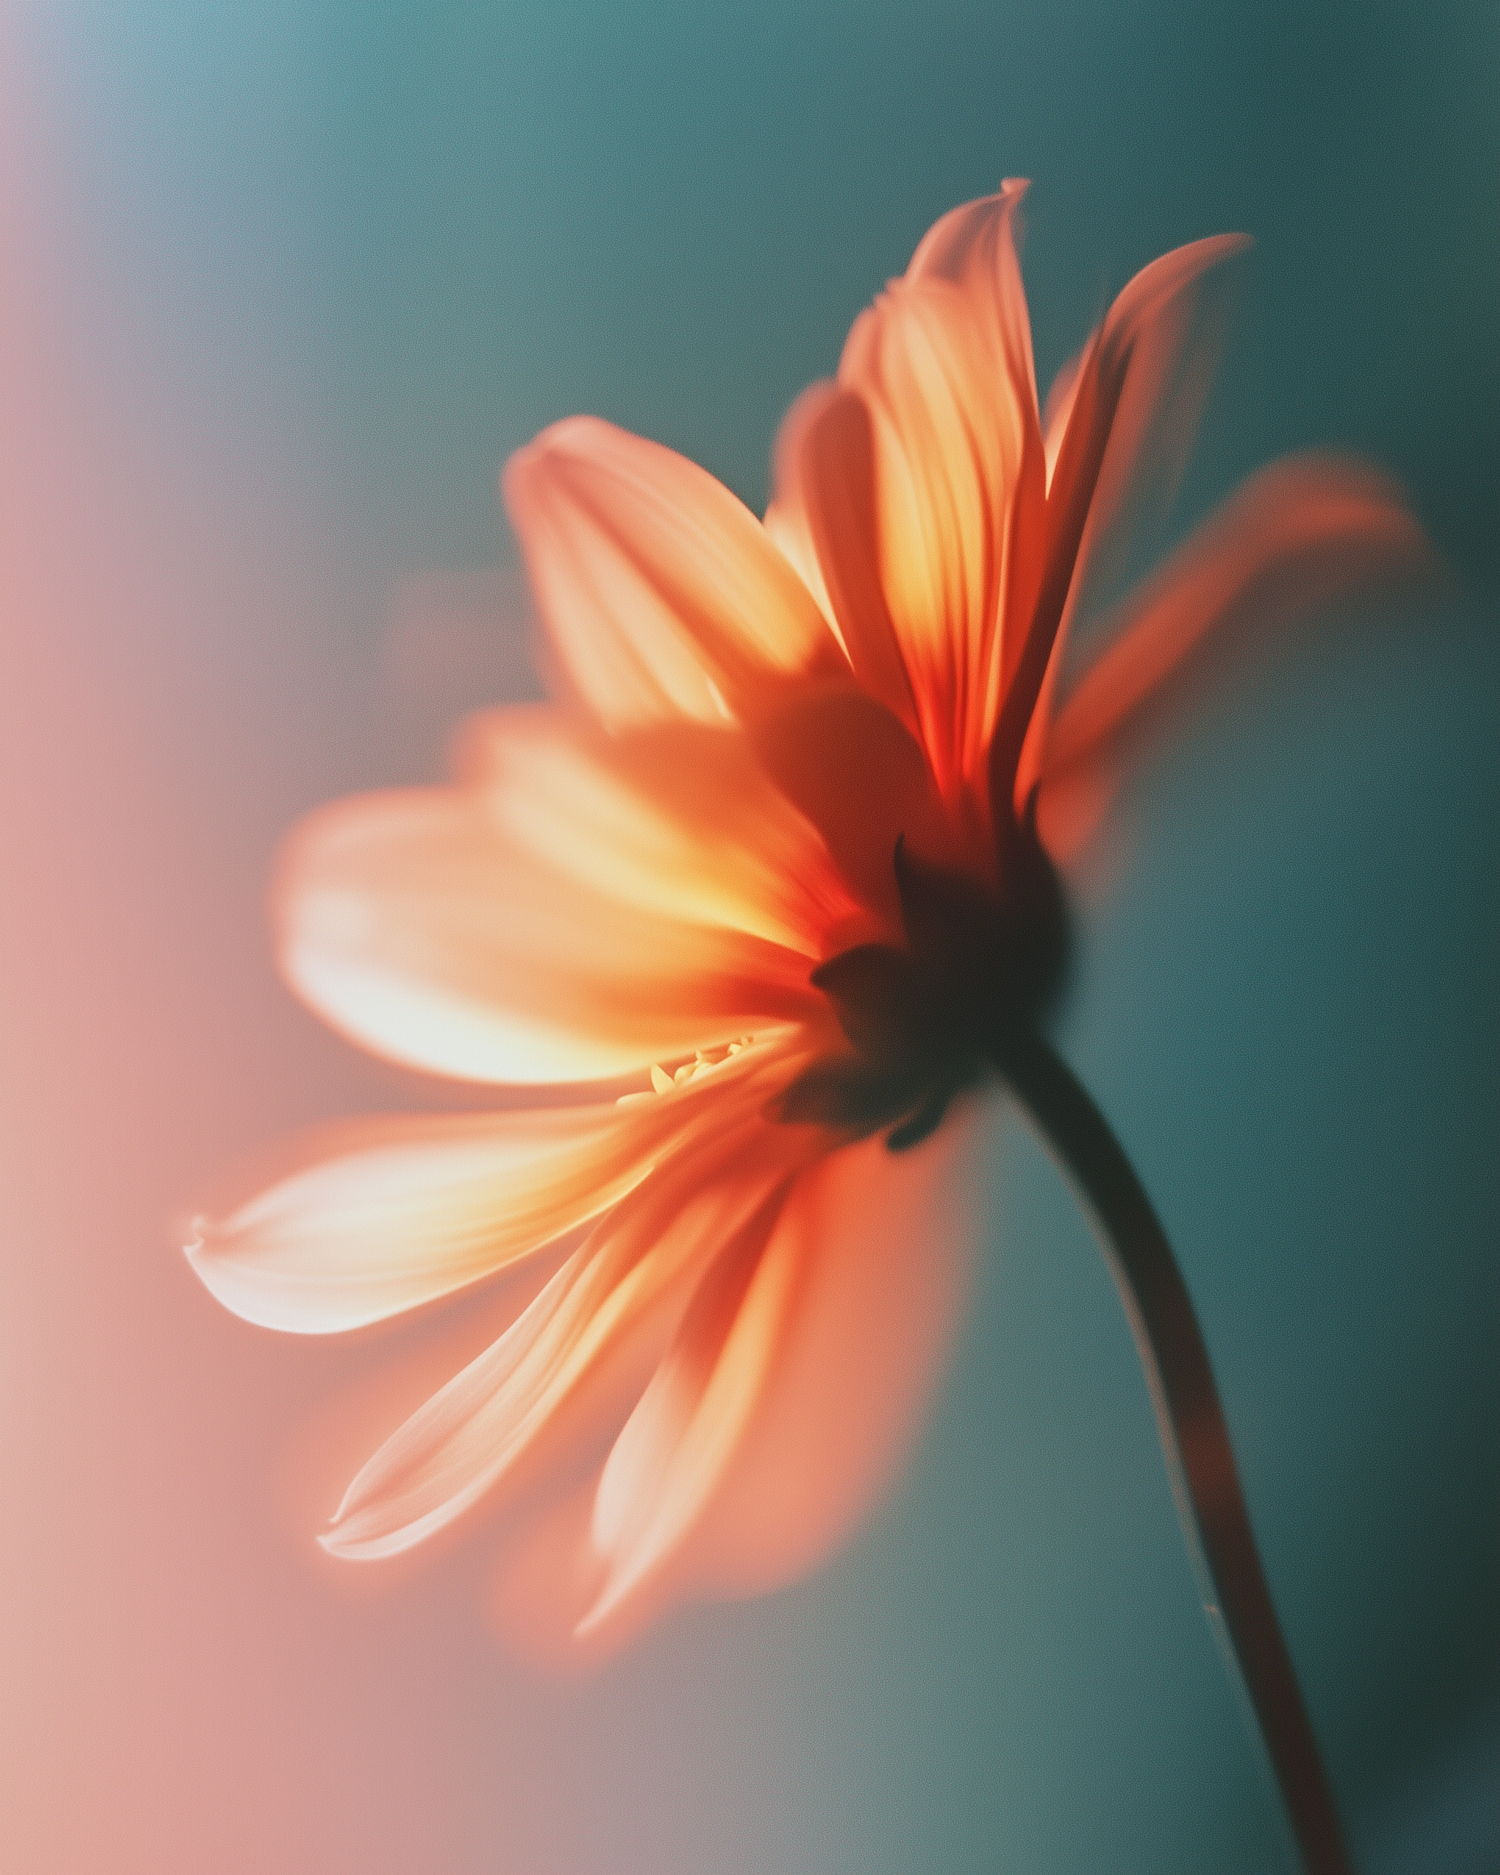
[5,3,1497,1871]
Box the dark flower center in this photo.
[777,810,1071,1150]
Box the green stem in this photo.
[996,1027,1353,1875]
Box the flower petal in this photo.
[579,1174,801,1634]
[503,416,841,731]
[1041,341,1090,493]
[185,1095,694,1335]
[769,383,920,734]
[1011,234,1250,810]
[1042,453,1429,782]
[576,1094,988,1639]
[319,1062,816,1560]
[838,184,1045,798]
[762,382,844,645]
[769,188,1047,807]
[684,1091,986,1599]
[1046,234,1250,620]
[456,705,860,958]
[746,683,955,923]
[275,729,824,1085]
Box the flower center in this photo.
[777,814,1070,1150]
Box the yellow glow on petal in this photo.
[284,944,658,1084]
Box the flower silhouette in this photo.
[188,185,1420,1671]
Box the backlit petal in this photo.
[1011,233,1250,810]
[762,382,844,646]
[275,750,822,1085]
[321,1070,816,1561]
[1043,453,1428,780]
[576,1096,986,1639]
[746,683,958,921]
[455,705,860,957]
[185,1095,707,1335]
[688,1093,987,1599]
[579,1171,802,1634]
[768,188,1047,807]
[771,384,920,734]
[839,184,1045,797]
[503,416,841,730]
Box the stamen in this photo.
[618,1040,755,1105]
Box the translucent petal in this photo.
[770,385,920,735]
[455,706,860,957]
[842,185,1045,796]
[1043,453,1428,780]
[577,1095,988,1637]
[319,1057,815,1560]
[185,1094,706,1335]
[681,1093,987,1599]
[579,1174,801,1633]
[1014,234,1250,808]
[770,187,1045,810]
[275,758,821,1086]
[503,416,841,731]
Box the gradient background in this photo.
[2,3,1497,1871]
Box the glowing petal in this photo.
[503,416,841,731]
[771,384,920,735]
[185,1097,703,1335]
[763,382,844,647]
[840,183,1045,796]
[456,705,860,956]
[276,771,820,1086]
[321,1083,814,1561]
[580,1175,802,1633]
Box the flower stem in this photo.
[995,1027,1353,1875]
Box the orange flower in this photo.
[188,184,1419,1662]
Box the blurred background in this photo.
[1,2,1496,1871]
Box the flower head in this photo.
[188,185,1420,1660]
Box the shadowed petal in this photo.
[275,761,823,1085]
[1041,453,1428,792]
[1045,234,1251,618]
[746,684,955,920]
[1041,341,1090,492]
[503,416,842,731]
[1011,234,1249,810]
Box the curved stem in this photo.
[995,1027,1353,1875]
